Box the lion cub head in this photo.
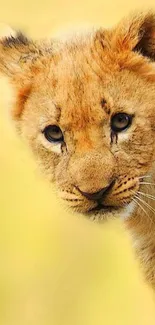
[1,11,155,219]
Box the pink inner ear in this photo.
[12,84,32,120]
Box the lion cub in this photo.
[1,11,155,287]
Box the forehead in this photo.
[32,35,148,130]
[36,37,111,129]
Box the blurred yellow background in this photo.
[1,0,155,324]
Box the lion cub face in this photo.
[1,11,155,219]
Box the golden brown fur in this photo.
[1,11,155,287]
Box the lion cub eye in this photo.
[43,125,64,143]
[111,113,133,132]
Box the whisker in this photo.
[137,191,155,201]
[130,189,155,224]
[65,201,85,208]
[132,196,154,232]
[134,196,155,227]
[134,194,155,218]
[138,175,151,179]
[66,203,87,209]
[132,197,150,219]
[65,198,84,202]
[59,192,84,201]
[139,182,155,186]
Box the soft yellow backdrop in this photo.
[0,1,155,324]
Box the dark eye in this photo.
[43,125,64,143]
[111,113,133,132]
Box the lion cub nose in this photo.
[78,183,112,201]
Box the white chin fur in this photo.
[119,201,136,220]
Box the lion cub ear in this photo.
[112,11,155,61]
[0,26,43,119]
[0,25,40,82]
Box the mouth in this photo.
[87,203,120,213]
[88,203,108,212]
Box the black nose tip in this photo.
[78,182,114,201]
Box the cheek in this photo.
[19,112,63,180]
[21,128,60,182]
[36,147,60,182]
[128,127,154,158]
[114,127,155,175]
[55,155,72,188]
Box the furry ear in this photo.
[0,29,40,119]
[112,11,155,60]
[0,28,53,119]
[0,29,42,82]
